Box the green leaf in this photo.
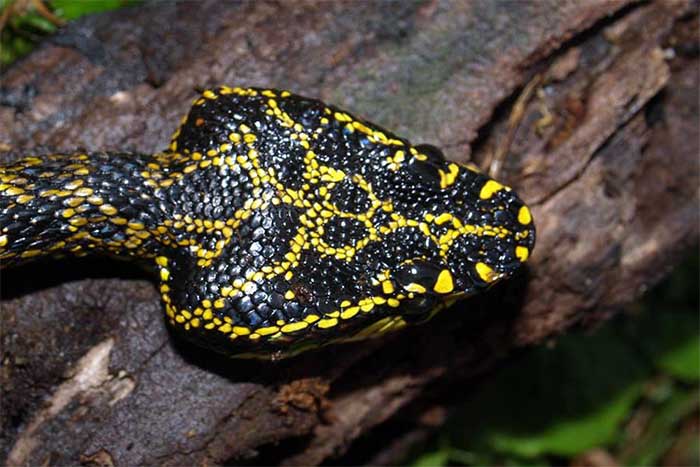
[657,332,700,382]
[51,0,135,21]
[447,327,650,459]
[412,448,450,467]
[619,388,699,466]
[620,308,699,383]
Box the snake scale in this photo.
[0,86,535,359]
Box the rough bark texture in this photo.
[0,1,698,465]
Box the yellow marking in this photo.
[16,194,34,204]
[63,180,83,190]
[479,180,504,200]
[439,163,460,189]
[404,283,427,294]
[156,256,168,267]
[99,204,118,216]
[4,186,24,196]
[475,262,498,283]
[74,187,94,197]
[433,269,454,294]
[317,318,338,329]
[515,246,529,262]
[69,217,88,227]
[160,268,170,281]
[257,326,280,336]
[65,197,84,208]
[434,213,452,225]
[20,249,42,258]
[281,322,308,333]
[381,280,394,294]
[0,235,7,247]
[233,326,251,336]
[61,208,75,218]
[340,307,360,320]
[284,290,295,300]
[518,206,532,225]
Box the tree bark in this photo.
[1,1,697,465]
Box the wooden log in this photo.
[1,1,697,465]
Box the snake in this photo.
[0,86,535,359]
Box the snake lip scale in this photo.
[0,86,535,359]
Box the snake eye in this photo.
[395,260,455,295]
[396,259,439,290]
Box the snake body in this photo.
[0,87,535,358]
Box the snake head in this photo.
[153,87,535,357]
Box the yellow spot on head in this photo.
[475,262,499,283]
[518,205,532,225]
[479,180,504,200]
[439,163,460,189]
[404,283,427,294]
[515,246,529,262]
[434,213,452,225]
[433,270,454,294]
[381,280,395,295]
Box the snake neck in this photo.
[0,152,165,267]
